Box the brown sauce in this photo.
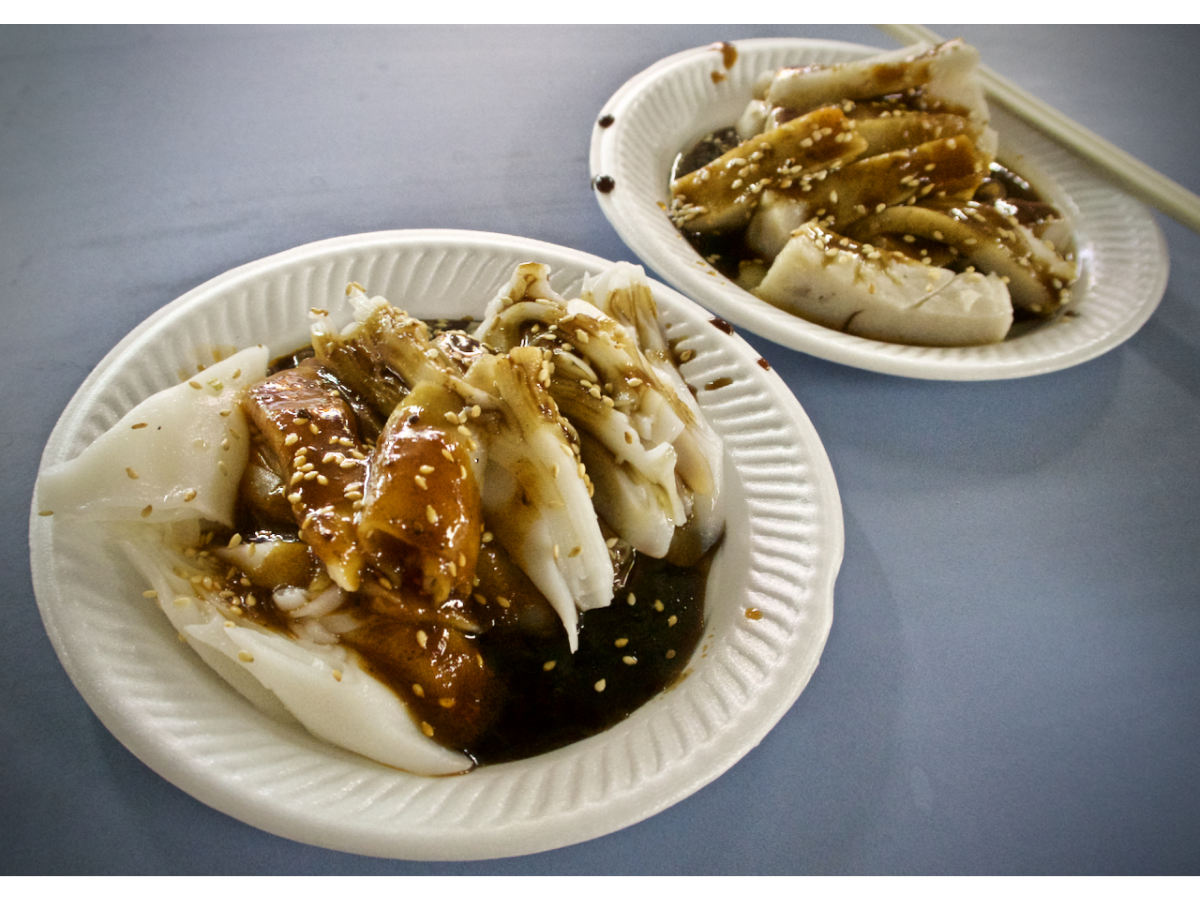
[671,126,740,183]
[464,553,708,765]
[212,326,711,767]
[709,316,734,334]
[673,132,1061,287]
[712,40,738,70]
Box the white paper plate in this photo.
[590,38,1170,380]
[29,230,843,860]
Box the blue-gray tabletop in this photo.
[3,24,1198,875]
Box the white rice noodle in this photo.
[37,346,270,527]
[121,529,472,776]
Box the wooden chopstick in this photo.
[875,23,1200,235]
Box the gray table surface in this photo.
[3,24,1199,875]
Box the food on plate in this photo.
[37,262,724,775]
[668,39,1077,347]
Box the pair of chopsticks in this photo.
[876,23,1200,235]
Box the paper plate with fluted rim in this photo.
[29,229,843,860]
[589,38,1169,380]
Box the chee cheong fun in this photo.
[37,261,725,775]
[669,39,1078,347]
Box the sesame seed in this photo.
[332,670,342,682]
[426,505,439,524]
[654,599,664,612]
[419,464,434,474]
[125,467,139,479]
[228,533,242,548]
[627,593,636,606]
[140,504,153,518]
[623,656,637,666]
[594,679,606,692]
[285,433,299,446]
[438,698,456,708]
[412,684,425,697]
[188,381,202,390]
[615,637,629,648]
[131,422,148,430]
[421,722,435,737]
[238,651,254,663]
[414,475,428,490]
[416,629,428,649]
[543,660,557,671]
[668,615,678,626]
[666,649,676,659]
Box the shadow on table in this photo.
[743,330,1125,484]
